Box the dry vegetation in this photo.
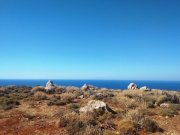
[0,85,179,135]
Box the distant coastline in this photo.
[0,79,180,91]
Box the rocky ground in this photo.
[0,81,179,135]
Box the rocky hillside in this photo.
[0,81,179,135]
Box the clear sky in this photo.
[0,0,180,80]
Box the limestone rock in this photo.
[88,85,98,90]
[45,80,55,93]
[81,84,89,91]
[140,86,151,91]
[81,84,98,91]
[79,100,115,113]
[79,95,84,99]
[160,103,170,108]
[128,83,138,90]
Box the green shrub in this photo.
[61,93,77,103]
[47,99,68,106]
[58,116,69,127]
[125,109,146,129]
[159,108,177,117]
[67,103,80,112]
[31,86,45,93]
[170,104,180,112]
[80,125,104,135]
[66,120,84,135]
[98,112,114,123]
[117,120,136,135]
[143,119,159,132]
[156,94,180,105]
[22,112,36,121]
[34,92,47,100]
[0,96,20,110]
[147,101,155,108]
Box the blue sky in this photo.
[0,0,180,80]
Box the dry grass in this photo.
[31,86,45,93]
[0,86,179,135]
[34,91,47,100]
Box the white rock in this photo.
[81,84,98,91]
[128,83,138,90]
[160,103,170,108]
[81,84,89,91]
[140,86,151,91]
[45,80,55,92]
[79,100,113,113]
[79,95,84,99]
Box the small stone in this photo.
[160,103,170,108]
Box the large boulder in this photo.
[140,86,151,91]
[45,80,55,93]
[127,83,138,90]
[79,100,115,113]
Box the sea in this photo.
[0,79,180,91]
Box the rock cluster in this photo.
[127,83,151,91]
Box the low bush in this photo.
[47,99,68,106]
[61,93,77,103]
[58,116,69,128]
[31,86,45,93]
[147,101,155,108]
[156,94,180,105]
[156,95,168,105]
[79,113,97,126]
[159,108,177,117]
[117,120,136,135]
[125,108,146,128]
[54,86,66,94]
[66,119,84,135]
[80,125,104,135]
[143,119,159,132]
[66,86,80,93]
[170,104,180,112]
[98,112,114,123]
[34,91,47,100]
[0,96,20,110]
[67,103,80,112]
[22,112,36,121]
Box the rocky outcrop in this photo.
[45,80,55,93]
[81,84,98,91]
[81,84,89,91]
[140,86,151,91]
[127,83,138,90]
[79,100,115,113]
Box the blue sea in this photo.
[0,79,180,91]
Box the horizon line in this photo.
[0,78,180,82]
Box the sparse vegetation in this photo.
[0,85,179,134]
[34,91,47,100]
